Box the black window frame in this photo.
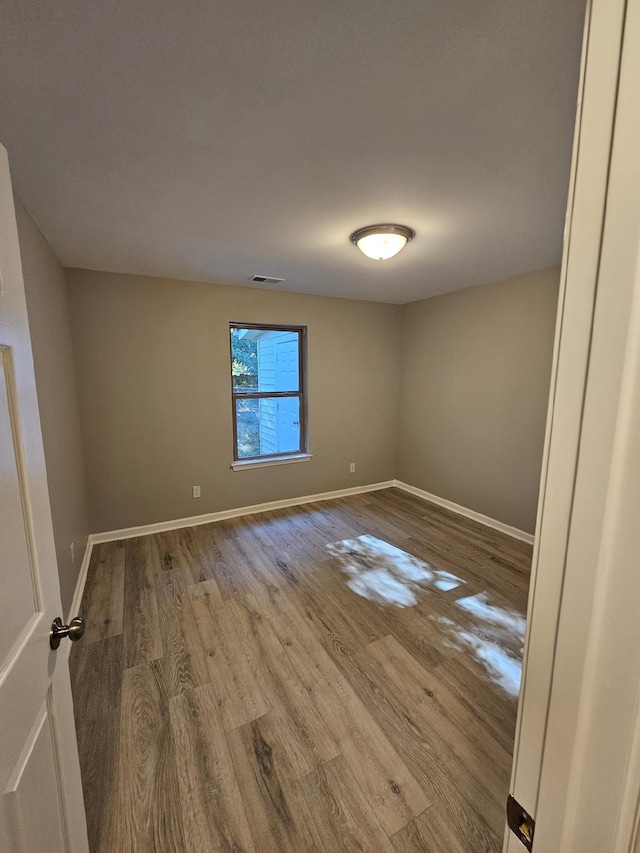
[229,322,308,462]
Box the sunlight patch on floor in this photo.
[326,534,464,607]
[433,592,526,698]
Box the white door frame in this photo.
[506,0,640,849]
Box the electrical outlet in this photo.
[70,541,75,563]
[349,462,356,473]
[192,485,201,498]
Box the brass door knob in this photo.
[50,616,86,650]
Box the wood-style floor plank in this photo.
[122,537,163,669]
[187,576,224,609]
[70,487,530,852]
[81,542,125,644]
[104,661,185,852]
[227,598,340,779]
[389,603,516,755]
[169,684,256,852]
[296,755,397,852]
[190,591,269,730]
[313,625,505,849]
[151,549,211,698]
[226,716,322,853]
[214,522,295,619]
[366,635,509,830]
[69,634,123,853]
[391,799,499,853]
[270,606,431,836]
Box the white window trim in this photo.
[230,453,313,472]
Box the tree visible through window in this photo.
[230,324,307,460]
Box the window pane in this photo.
[231,328,300,393]
[235,397,260,458]
[262,396,301,454]
[235,396,301,458]
[231,328,258,393]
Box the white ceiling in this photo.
[0,0,585,304]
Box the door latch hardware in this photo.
[50,615,86,650]
[507,794,535,850]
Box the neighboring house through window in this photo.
[230,323,307,462]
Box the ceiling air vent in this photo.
[249,274,286,285]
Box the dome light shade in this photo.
[350,224,415,260]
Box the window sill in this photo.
[231,453,313,471]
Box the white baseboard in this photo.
[68,479,531,622]
[393,480,535,544]
[90,480,396,544]
[63,535,97,660]
[68,536,95,622]
[86,474,531,559]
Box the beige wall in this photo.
[64,265,558,537]
[397,267,559,534]
[65,269,402,533]
[15,201,90,614]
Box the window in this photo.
[230,323,308,464]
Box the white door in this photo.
[0,145,89,852]
[506,0,640,849]
[275,336,300,452]
[257,331,301,454]
[275,335,299,391]
[276,397,301,453]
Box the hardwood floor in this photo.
[69,487,531,852]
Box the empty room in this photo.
[5,1,640,852]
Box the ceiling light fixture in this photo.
[350,224,415,260]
